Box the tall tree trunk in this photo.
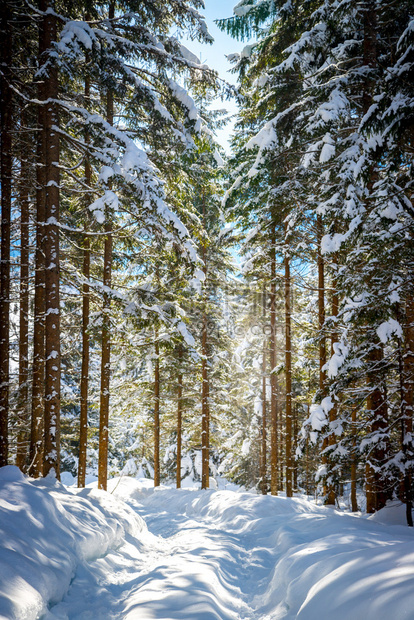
[317,214,332,501]
[317,214,326,393]
[350,406,359,511]
[29,30,47,476]
[325,274,339,505]
[293,403,298,491]
[78,68,91,489]
[270,227,279,495]
[284,250,293,497]
[153,336,160,487]
[362,0,381,514]
[261,296,267,495]
[366,346,389,513]
[0,2,12,466]
[42,1,61,478]
[400,297,414,525]
[201,195,210,490]
[201,308,210,490]
[176,349,183,489]
[16,119,30,471]
[97,178,113,487]
[98,16,114,488]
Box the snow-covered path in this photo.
[46,478,414,620]
[47,481,278,620]
[2,469,414,620]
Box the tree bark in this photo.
[284,250,293,497]
[98,26,114,489]
[42,1,61,479]
[78,68,91,488]
[201,196,210,490]
[29,32,47,476]
[293,403,298,491]
[350,406,359,511]
[16,117,30,471]
[153,335,160,487]
[261,305,267,495]
[270,227,279,495]
[176,351,183,489]
[317,214,326,393]
[365,346,389,513]
[400,296,414,525]
[201,308,210,489]
[0,1,12,466]
[325,274,339,505]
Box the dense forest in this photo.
[0,0,413,523]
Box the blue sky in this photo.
[183,1,248,151]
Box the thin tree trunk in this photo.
[176,350,183,489]
[270,228,278,495]
[317,214,332,501]
[0,2,12,466]
[42,1,61,478]
[317,214,326,393]
[366,346,389,513]
[97,189,113,490]
[98,22,114,489]
[78,67,91,488]
[305,437,309,495]
[350,406,358,511]
[284,250,293,497]
[16,120,30,471]
[399,297,414,525]
[293,403,298,491]
[29,35,47,476]
[325,275,339,505]
[261,301,267,495]
[201,308,210,489]
[153,336,160,487]
[201,195,210,490]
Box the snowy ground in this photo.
[1,467,414,620]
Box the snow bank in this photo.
[0,466,147,620]
[114,482,414,620]
[2,470,414,620]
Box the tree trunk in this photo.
[270,228,279,495]
[284,251,293,497]
[0,2,12,466]
[399,296,414,525]
[325,275,339,505]
[317,214,326,393]
[29,32,47,476]
[365,346,389,513]
[153,336,160,487]
[176,352,183,489]
[201,195,210,490]
[261,310,267,495]
[201,308,210,490]
[78,68,91,489]
[350,406,359,511]
[98,41,114,489]
[362,0,382,514]
[42,1,61,479]
[317,214,332,501]
[16,119,30,471]
[293,403,298,491]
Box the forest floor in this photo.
[1,468,414,620]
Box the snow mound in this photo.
[2,471,414,620]
[0,466,147,619]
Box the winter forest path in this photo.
[46,480,414,620]
[47,483,279,620]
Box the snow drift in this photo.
[1,467,414,619]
